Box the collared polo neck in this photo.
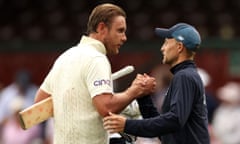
[170,60,196,74]
[78,35,107,55]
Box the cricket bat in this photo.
[19,65,134,130]
[19,97,53,130]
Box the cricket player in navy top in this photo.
[103,23,210,144]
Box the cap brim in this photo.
[155,28,172,38]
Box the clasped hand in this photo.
[129,73,156,98]
[103,112,126,133]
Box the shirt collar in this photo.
[78,35,107,55]
[170,60,196,74]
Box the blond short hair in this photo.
[87,3,126,34]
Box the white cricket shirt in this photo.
[40,36,113,144]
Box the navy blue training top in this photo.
[124,60,210,144]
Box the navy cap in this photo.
[155,23,201,51]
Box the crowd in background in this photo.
[0,0,239,42]
[0,0,240,144]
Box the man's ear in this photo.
[96,22,107,34]
[177,42,184,53]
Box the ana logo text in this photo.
[94,79,111,86]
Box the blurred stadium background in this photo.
[0,0,239,93]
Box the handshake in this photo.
[18,66,156,130]
[127,73,156,99]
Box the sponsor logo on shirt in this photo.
[94,79,111,86]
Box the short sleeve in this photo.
[86,56,113,98]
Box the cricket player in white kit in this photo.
[34,3,156,144]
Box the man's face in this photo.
[160,38,180,67]
[103,16,127,55]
